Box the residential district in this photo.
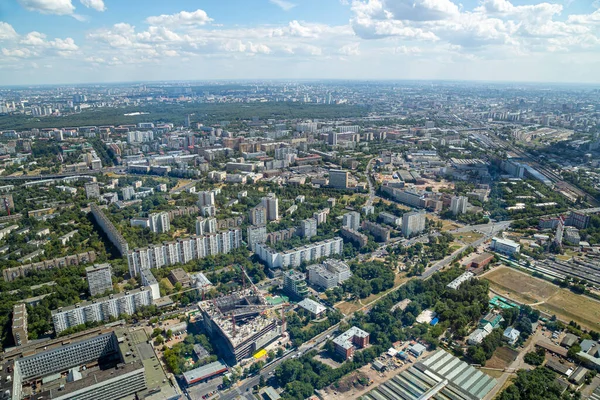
[0,81,600,400]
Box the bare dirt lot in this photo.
[484,266,600,331]
[485,347,519,370]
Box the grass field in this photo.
[453,232,484,245]
[335,274,408,316]
[484,266,600,331]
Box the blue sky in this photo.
[1,0,600,84]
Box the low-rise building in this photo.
[491,237,520,255]
[333,326,370,360]
[297,298,326,319]
[503,327,520,345]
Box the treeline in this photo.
[0,103,369,131]
[276,269,491,399]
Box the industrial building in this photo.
[183,360,228,386]
[198,289,284,362]
[491,237,520,255]
[333,326,370,360]
[362,349,497,400]
[0,326,178,400]
[307,259,352,290]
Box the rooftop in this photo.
[333,326,369,350]
[297,298,326,316]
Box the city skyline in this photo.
[1,0,600,85]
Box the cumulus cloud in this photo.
[17,0,75,15]
[338,42,360,55]
[145,9,213,26]
[0,22,19,41]
[270,0,297,11]
[80,0,106,12]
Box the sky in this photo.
[1,0,600,85]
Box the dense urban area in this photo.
[1,80,600,400]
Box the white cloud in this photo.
[21,32,47,46]
[0,22,19,41]
[269,0,297,11]
[338,42,361,55]
[49,37,78,51]
[145,9,213,26]
[17,0,75,15]
[80,0,106,12]
[2,47,36,58]
[394,45,422,55]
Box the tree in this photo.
[166,329,173,339]
[155,335,164,345]
[498,367,563,400]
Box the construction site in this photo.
[198,288,285,363]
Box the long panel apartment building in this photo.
[90,204,129,256]
[127,228,242,276]
[51,287,153,334]
[254,237,343,269]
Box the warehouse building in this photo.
[362,349,497,400]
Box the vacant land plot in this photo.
[484,266,558,303]
[453,232,484,245]
[484,267,600,331]
[335,274,408,316]
[485,347,518,370]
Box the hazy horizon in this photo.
[2,0,600,85]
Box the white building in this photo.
[196,217,217,235]
[255,237,343,269]
[308,259,352,290]
[342,211,361,231]
[86,263,113,296]
[148,212,170,233]
[51,287,153,334]
[140,268,160,300]
[446,271,474,290]
[197,190,216,208]
[84,182,100,199]
[491,237,520,255]
[127,229,242,276]
[121,186,135,201]
[299,218,317,238]
[261,194,279,221]
[402,212,426,238]
[451,196,469,215]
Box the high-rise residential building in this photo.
[249,205,267,225]
[255,237,344,269]
[196,217,217,235]
[313,209,329,225]
[247,225,267,251]
[139,268,160,300]
[329,169,349,189]
[328,131,338,146]
[90,204,129,256]
[84,182,100,199]
[52,287,153,334]
[299,218,318,238]
[450,196,468,215]
[283,270,309,298]
[121,186,135,201]
[148,211,170,233]
[402,212,426,238]
[566,211,590,230]
[343,211,361,231]
[197,190,216,208]
[85,263,113,296]
[127,229,242,276]
[261,194,279,221]
[555,218,565,246]
[12,303,27,346]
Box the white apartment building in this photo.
[255,237,343,269]
[127,229,242,276]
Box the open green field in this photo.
[484,266,600,331]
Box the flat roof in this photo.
[183,360,228,385]
[298,298,326,315]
